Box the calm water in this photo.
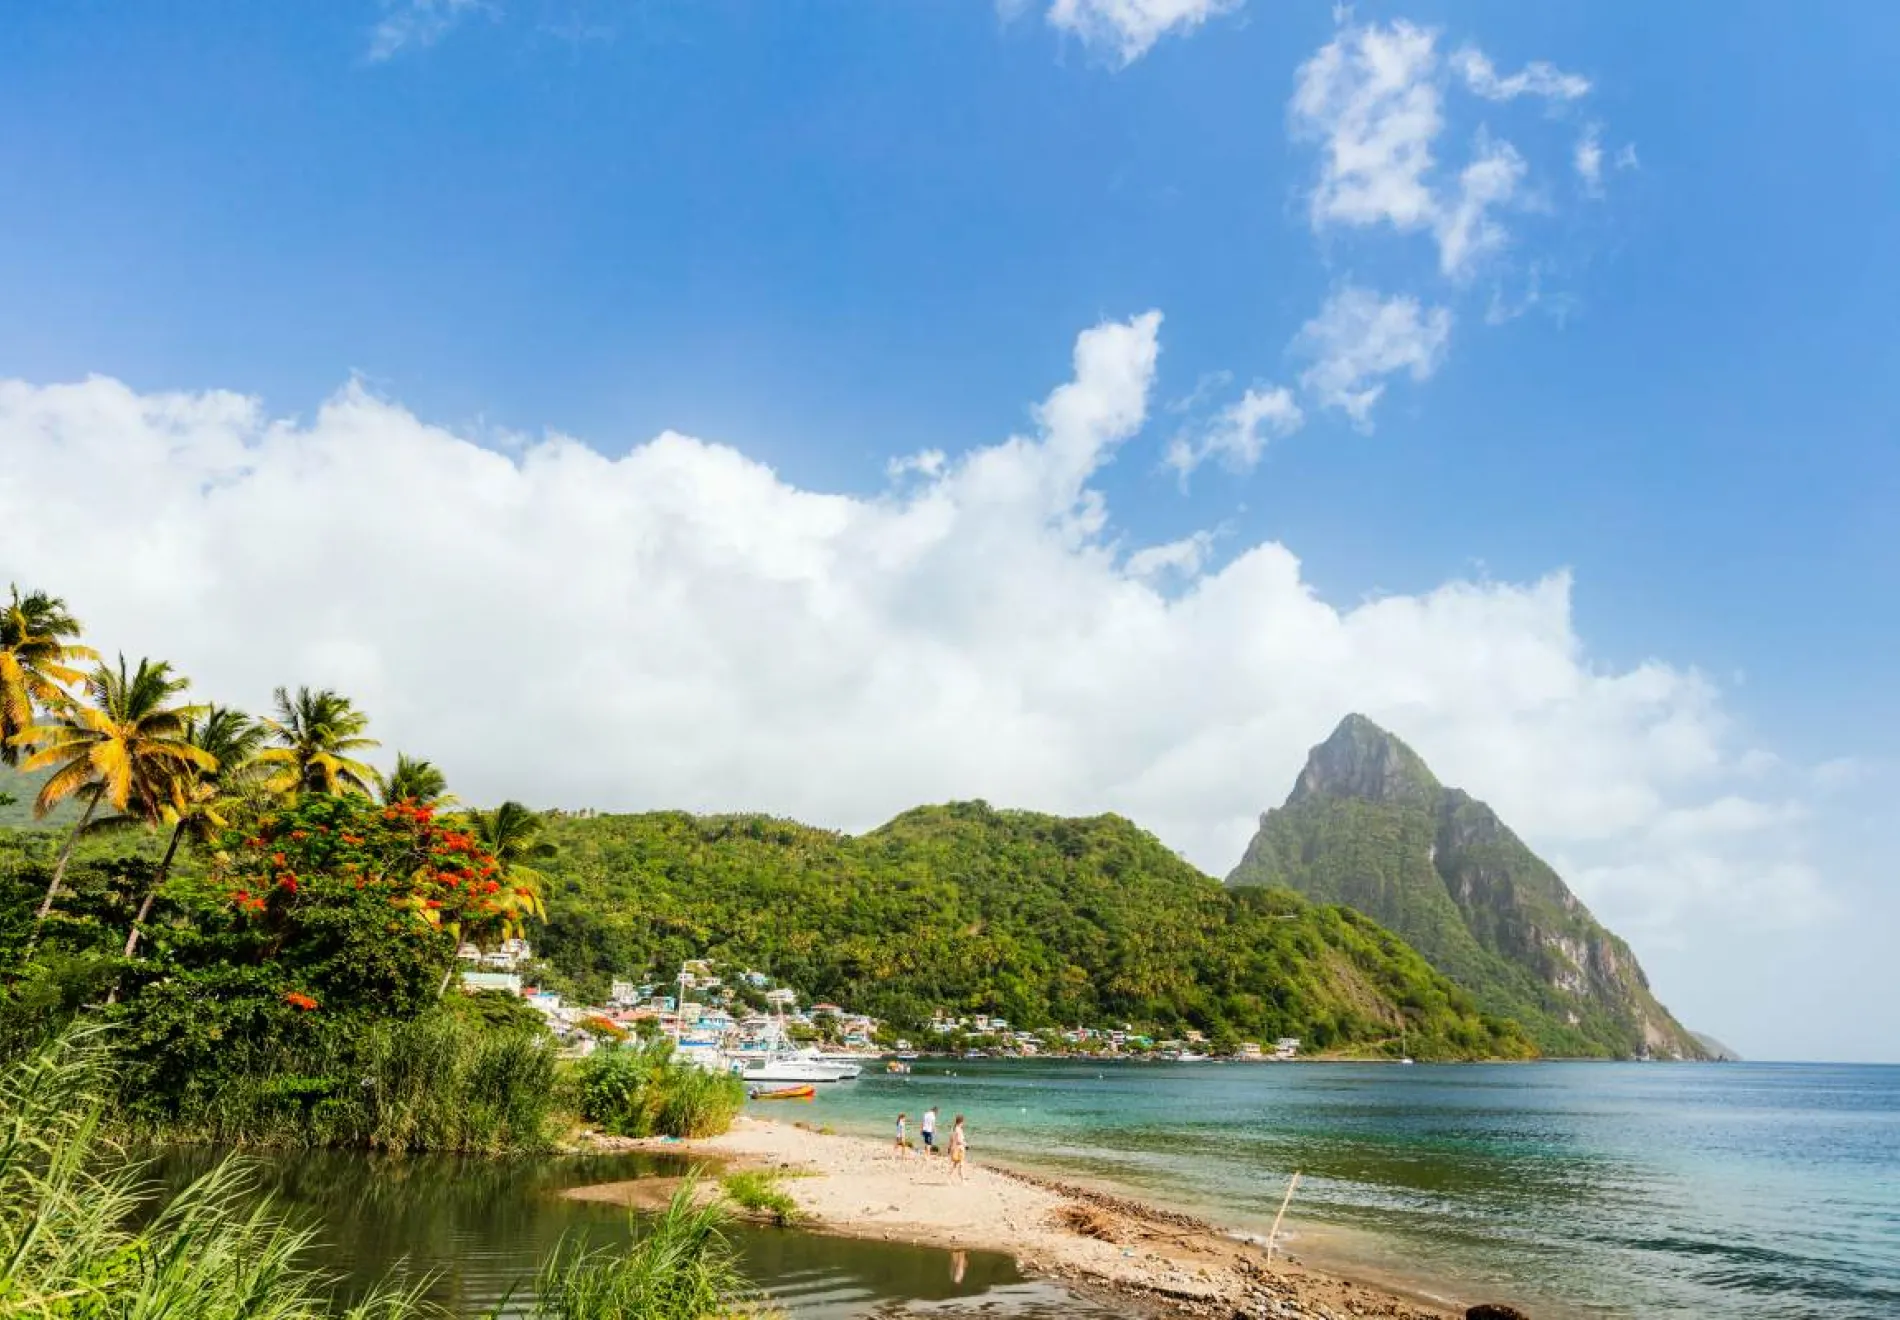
[148,1061,1900,1318]
[802,1059,1900,1318]
[144,1146,1127,1319]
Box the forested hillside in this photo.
[536,802,1536,1060]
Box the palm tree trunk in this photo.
[122,822,185,960]
[25,792,99,955]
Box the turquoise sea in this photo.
[152,1059,1900,1318]
[802,1058,1900,1318]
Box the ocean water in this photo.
[143,1060,1900,1318]
[797,1058,1900,1318]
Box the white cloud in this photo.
[1436,134,1527,277]
[1041,0,1239,65]
[367,0,485,62]
[1290,20,1602,288]
[1292,19,1444,233]
[1615,142,1640,171]
[1295,286,1451,425]
[1450,46,1591,102]
[1125,530,1217,580]
[0,316,1832,978]
[1165,385,1303,478]
[1575,124,1604,195]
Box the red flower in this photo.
[271,852,287,868]
[283,991,319,1011]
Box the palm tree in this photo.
[121,705,267,961]
[380,753,450,807]
[0,586,97,766]
[257,686,379,796]
[468,800,553,944]
[15,657,212,934]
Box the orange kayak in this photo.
[750,1084,816,1100]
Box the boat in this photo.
[749,1084,816,1101]
[810,1050,864,1079]
[886,1060,911,1074]
[737,1054,852,1083]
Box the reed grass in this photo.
[130,1013,561,1153]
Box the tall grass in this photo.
[133,1013,561,1153]
[0,1028,764,1319]
[575,1042,745,1140]
[0,1026,428,1318]
[530,1183,761,1320]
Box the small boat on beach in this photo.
[749,1084,816,1101]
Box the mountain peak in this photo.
[1288,713,1440,807]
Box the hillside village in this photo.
[456,947,1301,1062]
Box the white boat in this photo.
[738,1054,852,1083]
[810,1050,864,1078]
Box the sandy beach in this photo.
[568,1117,1491,1320]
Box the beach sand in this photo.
[568,1117,1480,1320]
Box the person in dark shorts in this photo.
[921,1106,938,1154]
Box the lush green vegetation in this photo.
[718,1171,800,1227]
[534,804,1536,1060]
[576,1041,747,1139]
[0,584,586,1150]
[1229,714,1708,1060]
[0,1029,757,1319]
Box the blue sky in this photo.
[1,1,1896,1058]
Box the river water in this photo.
[149,1059,1900,1318]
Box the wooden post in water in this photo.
[1266,1171,1302,1263]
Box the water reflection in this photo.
[139,1146,1125,1319]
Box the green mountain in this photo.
[534,802,1535,1060]
[1227,714,1707,1059]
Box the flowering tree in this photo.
[213,793,518,1013]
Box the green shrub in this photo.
[576,1040,745,1139]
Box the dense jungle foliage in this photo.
[534,804,1537,1061]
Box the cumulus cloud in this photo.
[1295,286,1451,425]
[1041,0,1240,66]
[367,0,486,62]
[1450,46,1591,102]
[1165,386,1303,479]
[0,315,1823,959]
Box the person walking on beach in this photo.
[921,1106,938,1156]
[948,1114,968,1184]
[894,1112,911,1159]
